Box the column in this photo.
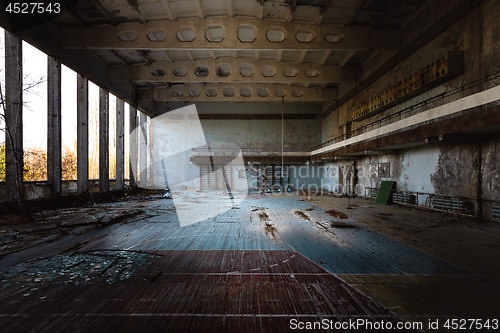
[77,74,88,194]
[47,56,62,195]
[139,111,147,187]
[4,31,23,202]
[129,105,138,187]
[115,98,125,190]
[148,115,154,185]
[99,87,109,192]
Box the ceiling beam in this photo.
[227,0,234,17]
[316,0,333,24]
[344,0,365,27]
[109,59,347,84]
[195,0,204,19]
[59,17,400,51]
[88,0,119,26]
[136,50,153,65]
[340,50,357,66]
[6,19,136,107]
[137,84,336,103]
[126,0,146,23]
[110,49,131,66]
[160,0,176,21]
[287,0,297,22]
[319,50,332,65]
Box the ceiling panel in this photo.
[200,0,229,17]
[291,5,320,23]
[262,1,290,21]
[169,0,200,19]
[233,0,261,17]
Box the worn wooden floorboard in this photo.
[2,195,497,332]
[0,250,415,333]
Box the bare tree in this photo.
[0,62,45,220]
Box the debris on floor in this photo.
[0,195,165,257]
[264,222,277,241]
[258,212,269,221]
[325,209,348,219]
[0,250,159,286]
[163,189,172,199]
[316,221,330,229]
[294,210,311,220]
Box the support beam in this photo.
[77,74,89,194]
[7,20,136,107]
[227,0,233,17]
[47,56,62,196]
[138,112,148,188]
[99,88,109,192]
[109,59,344,84]
[344,0,365,27]
[60,18,400,51]
[340,50,357,67]
[129,105,138,187]
[4,31,23,202]
[126,0,146,23]
[88,0,119,26]
[287,0,297,22]
[319,50,332,65]
[148,116,154,186]
[137,84,336,103]
[116,98,125,190]
[160,0,176,21]
[110,49,131,66]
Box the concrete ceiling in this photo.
[41,0,430,103]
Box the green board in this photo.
[375,181,395,205]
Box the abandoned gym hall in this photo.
[0,0,500,331]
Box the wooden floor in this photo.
[0,194,499,332]
[0,250,419,332]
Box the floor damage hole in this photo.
[264,222,277,241]
[294,210,311,220]
[325,209,348,219]
[258,212,269,221]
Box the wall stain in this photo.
[430,144,478,197]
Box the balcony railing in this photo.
[314,70,500,151]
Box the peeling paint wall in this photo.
[319,139,500,204]
[430,144,479,198]
[320,0,500,203]
[481,133,500,201]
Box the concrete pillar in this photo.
[115,98,125,190]
[129,106,138,187]
[139,112,148,187]
[4,31,23,202]
[148,115,154,185]
[99,87,109,192]
[77,74,88,194]
[47,56,62,195]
